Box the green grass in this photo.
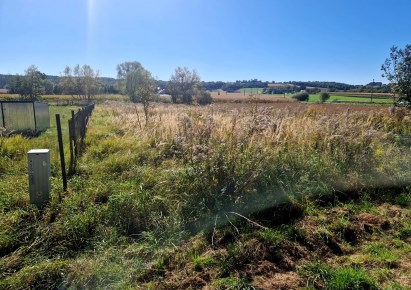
[235,89,395,104]
[366,242,400,266]
[308,94,394,104]
[213,276,255,290]
[238,87,264,94]
[302,262,378,290]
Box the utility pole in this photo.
[371,78,374,103]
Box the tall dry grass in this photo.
[83,102,411,233]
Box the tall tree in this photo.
[62,64,100,101]
[81,65,100,100]
[381,44,411,106]
[168,67,201,104]
[26,65,46,100]
[116,61,143,93]
[60,66,76,99]
[118,61,156,123]
[9,65,45,100]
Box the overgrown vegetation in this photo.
[292,92,309,101]
[319,92,330,103]
[1,101,411,288]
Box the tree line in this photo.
[3,42,410,107]
[7,65,117,99]
[5,69,390,99]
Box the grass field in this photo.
[1,100,411,289]
[308,94,394,104]
[238,88,265,94]
[231,88,395,105]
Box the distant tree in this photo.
[60,66,76,98]
[319,92,330,103]
[291,92,309,102]
[116,61,144,93]
[81,65,100,100]
[44,79,54,95]
[61,64,100,101]
[118,61,156,123]
[73,65,83,98]
[25,65,46,100]
[381,44,411,107]
[196,90,213,105]
[53,84,63,95]
[8,75,25,95]
[168,67,201,104]
[9,65,45,100]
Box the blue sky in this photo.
[0,0,410,84]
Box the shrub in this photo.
[197,90,213,105]
[319,92,330,103]
[291,92,309,101]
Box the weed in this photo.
[257,228,285,247]
[366,242,399,267]
[394,193,411,207]
[191,252,216,271]
[396,227,411,240]
[301,262,377,290]
[327,267,378,290]
[213,276,255,290]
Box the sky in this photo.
[0,0,410,84]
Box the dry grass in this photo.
[210,91,296,103]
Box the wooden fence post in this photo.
[68,119,74,175]
[55,114,67,194]
[71,110,77,158]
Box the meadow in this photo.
[212,90,395,105]
[1,98,411,289]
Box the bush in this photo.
[320,92,330,103]
[291,92,309,102]
[197,90,213,105]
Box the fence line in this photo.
[68,103,95,174]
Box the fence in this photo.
[68,103,95,173]
[0,101,50,133]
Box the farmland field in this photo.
[215,90,395,105]
[308,94,394,104]
[1,100,411,289]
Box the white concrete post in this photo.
[28,149,51,208]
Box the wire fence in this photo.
[68,103,95,174]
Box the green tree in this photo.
[319,92,330,103]
[44,79,54,95]
[9,65,45,100]
[116,61,144,94]
[60,66,76,99]
[168,67,201,104]
[118,61,156,123]
[61,64,100,101]
[25,65,46,100]
[81,65,100,100]
[381,44,411,107]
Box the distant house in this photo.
[0,88,8,94]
